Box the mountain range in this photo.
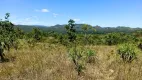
[16,24,142,34]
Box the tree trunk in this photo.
[0,48,5,62]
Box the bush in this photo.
[68,47,96,75]
[69,47,85,75]
[86,49,96,63]
[117,44,137,63]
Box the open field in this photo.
[0,42,142,80]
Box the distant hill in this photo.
[15,24,142,34]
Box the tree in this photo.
[81,24,94,45]
[0,13,15,51]
[31,28,42,41]
[65,19,76,43]
[104,33,121,45]
[14,27,24,39]
[0,13,16,61]
[65,20,86,76]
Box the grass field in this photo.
[0,42,142,80]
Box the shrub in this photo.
[31,28,42,41]
[86,49,96,63]
[69,47,85,75]
[117,44,137,63]
[105,33,120,45]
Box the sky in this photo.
[0,0,142,27]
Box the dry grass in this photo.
[0,43,142,80]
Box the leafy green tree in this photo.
[57,34,64,44]
[31,28,42,41]
[104,33,122,45]
[0,13,16,61]
[26,28,43,47]
[0,13,15,51]
[81,24,95,45]
[65,19,85,75]
[65,19,76,43]
[14,27,24,39]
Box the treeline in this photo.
[14,24,142,47]
[0,13,141,46]
[16,24,142,34]
[0,13,142,47]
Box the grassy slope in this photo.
[0,42,142,80]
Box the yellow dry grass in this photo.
[0,43,142,80]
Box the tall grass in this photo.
[0,43,142,80]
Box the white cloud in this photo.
[73,19,80,22]
[41,9,49,12]
[53,13,59,17]
[35,9,49,13]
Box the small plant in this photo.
[86,49,96,63]
[117,44,137,63]
[69,47,85,75]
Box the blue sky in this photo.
[0,0,142,27]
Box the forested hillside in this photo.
[16,24,142,34]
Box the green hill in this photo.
[15,24,142,34]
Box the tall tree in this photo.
[0,13,15,61]
[65,19,76,43]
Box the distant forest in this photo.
[16,24,142,34]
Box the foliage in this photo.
[104,33,133,45]
[0,13,20,61]
[69,47,85,75]
[31,28,42,41]
[26,28,43,47]
[105,33,120,45]
[14,27,24,39]
[86,49,96,63]
[65,19,76,43]
[0,13,18,51]
[16,24,142,34]
[117,44,137,63]
[68,47,96,75]
[82,24,92,31]
[81,24,95,45]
